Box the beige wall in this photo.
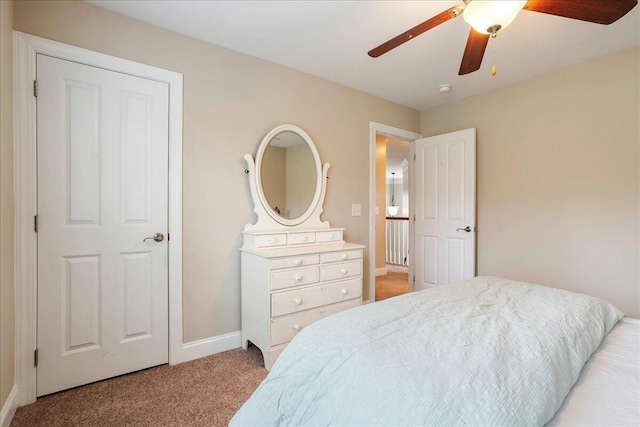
[285,143,315,219]
[375,137,387,270]
[13,0,420,342]
[422,47,640,318]
[260,145,286,215]
[0,0,15,409]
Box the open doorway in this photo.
[375,137,410,301]
[368,123,421,304]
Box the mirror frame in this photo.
[254,124,323,227]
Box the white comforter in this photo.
[231,276,624,426]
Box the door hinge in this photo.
[413,153,416,161]
[413,215,416,222]
[33,80,38,98]
[34,349,38,367]
[167,233,170,242]
[34,215,38,233]
[413,275,415,283]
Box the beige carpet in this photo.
[13,279,407,426]
[12,346,267,427]
[375,270,409,301]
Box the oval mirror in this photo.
[255,125,322,226]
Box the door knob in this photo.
[143,232,164,242]
[456,226,472,233]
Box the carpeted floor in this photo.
[11,346,268,427]
[375,269,409,301]
[13,275,409,426]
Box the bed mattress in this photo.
[547,317,639,426]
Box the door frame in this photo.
[13,31,184,405]
[368,122,421,303]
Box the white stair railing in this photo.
[386,217,409,266]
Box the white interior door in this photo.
[413,129,476,291]
[36,54,169,396]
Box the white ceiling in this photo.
[386,139,410,178]
[86,1,640,111]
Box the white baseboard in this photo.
[173,331,242,365]
[1,385,18,427]
[375,267,387,276]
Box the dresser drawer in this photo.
[316,230,342,243]
[270,254,319,271]
[288,232,316,245]
[270,298,361,347]
[254,234,287,248]
[321,250,362,263]
[271,266,320,290]
[271,278,362,317]
[321,260,362,282]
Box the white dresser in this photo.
[240,124,366,369]
[241,232,364,369]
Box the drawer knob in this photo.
[340,268,348,275]
[294,275,303,282]
[267,237,276,243]
[293,259,302,266]
[293,324,302,332]
[293,297,302,305]
[341,289,348,295]
[301,235,307,242]
[341,254,347,260]
[327,234,334,239]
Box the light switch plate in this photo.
[351,204,362,217]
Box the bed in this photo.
[230,276,639,426]
[547,316,639,426]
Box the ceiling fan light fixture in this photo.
[463,0,527,35]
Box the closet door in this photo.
[36,54,169,396]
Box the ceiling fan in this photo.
[368,0,638,75]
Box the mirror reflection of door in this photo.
[375,136,410,301]
[260,131,316,219]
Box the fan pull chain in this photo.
[491,33,498,76]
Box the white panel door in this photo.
[36,54,169,396]
[414,129,476,291]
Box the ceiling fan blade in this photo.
[368,7,463,58]
[459,29,490,75]
[523,0,638,24]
